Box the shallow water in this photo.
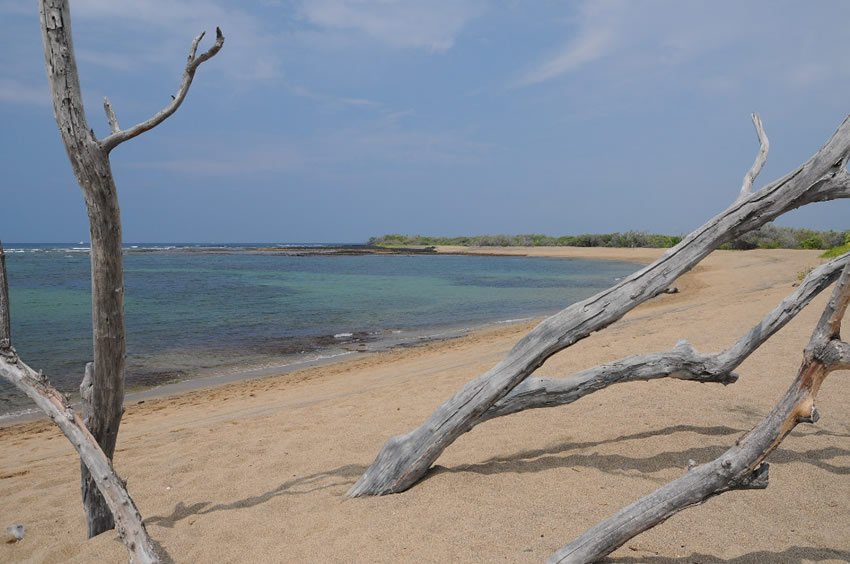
[0,244,639,418]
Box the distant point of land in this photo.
[369,223,849,254]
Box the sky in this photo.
[2,0,850,244]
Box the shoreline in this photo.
[0,246,810,427]
[0,318,537,427]
[0,246,648,426]
[433,244,667,264]
[3,247,848,563]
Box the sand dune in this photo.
[2,248,849,563]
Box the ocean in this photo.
[0,244,640,419]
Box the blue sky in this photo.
[2,0,850,243]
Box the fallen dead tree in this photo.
[550,263,850,563]
[350,113,850,498]
[0,244,161,563]
[480,250,849,422]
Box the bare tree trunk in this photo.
[40,2,125,535]
[350,115,850,497]
[550,264,850,564]
[38,0,223,537]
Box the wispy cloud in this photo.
[515,1,624,86]
[517,28,613,86]
[296,0,484,52]
[515,0,850,93]
[70,0,282,81]
[0,78,49,106]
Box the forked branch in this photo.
[739,112,769,198]
[0,245,161,563]
[550,265,850,564]
[100,27,224,153]
[481,251,850,422]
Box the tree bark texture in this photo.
[38,0,223,537]
[350,116,850,497]
[550,264,850,563]
[39,1,125,535]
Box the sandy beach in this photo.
[1,247,849,563]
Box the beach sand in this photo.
[1,248,849,563]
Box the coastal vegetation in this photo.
[821,232,850,258]
[370,224,849,251]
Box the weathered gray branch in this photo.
[809,167,850,201]
[549,265,850,564]
[0,352,161,564]
[350,115,850,498]
[739,113,769,198]
[41,0,129,534]
[481,251,850,421]
[100,27,224,153]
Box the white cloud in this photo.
[297,0,484,52]
[0,78,49,106]
[70,0,282,81]
[515,0,625,86]
[515,0,850,91]
[518,28,613,86]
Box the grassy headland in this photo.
[370,224,849,252]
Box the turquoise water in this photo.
[0,244,639,418]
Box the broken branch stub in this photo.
[350,114,850,498]
[739,112,769,198]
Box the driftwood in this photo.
[38,0,223,536]
[480,251,850,421]
[0,245,161,563]
[550,264,850,563]
[350,113,850,497]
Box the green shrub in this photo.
[821,243,850,258]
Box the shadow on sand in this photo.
[145,463,367,529]
[435,423,850,480]
[605,545,850,563]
